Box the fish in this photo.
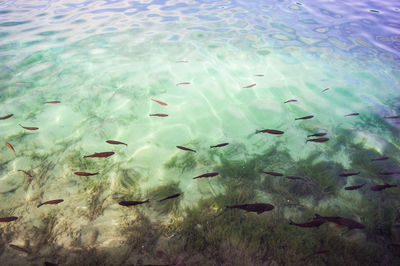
[44,101,60,104]
[83,152,115,158]
[9,244,29,253]
[37,199,64,208]
[210,142,229,148]
[159,193,182,202]
[314,214,365,230]
[6,142,15,152]
[379,171,400,175]
[176,82,190,85]
[224,203,274,214]
[302,250,330,262]
[289,217,326,228]
[344,183,366,190]
[306,138,329,143]
[371,156,389,161]
[19,124,39,130]
[370,183,397,191]
[284,99,297,103]
[44,262,58,266]
[18,170,32,179]
[322,88,330,92]
[307,132,327,137]
[149,113,168,117]
[254,74,264,77]
[119,199,149,206]
[74,172,99,176]
[151,99,168,106]
[384,116,400,119]
[176,60,188,63]
[106,140,128,146]
[286,175,307,181]
[344,113,359,117]
[193,172,219,179]
[243,83,256,88]
[0,114,13,120]
[295,115,314,120]
[0,216,18,222]
[255,129,284,135]
[176,146,196,152]
[262,171,283,177]
[339,172,360,177]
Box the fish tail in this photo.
[144,199,150,203]
[255,130,260,134]
[210,145,214,148]
[83,155,89,158]
[289,220,295,225]
[37,203,43,208]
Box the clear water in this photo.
[0,0,400,265]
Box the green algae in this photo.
[164,152,197,172]
[148,181,183,214]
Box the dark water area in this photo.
[0,1,400,265]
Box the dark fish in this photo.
[83,152,114,158]
[44,101,60,104]
[225,203,274,214]
[344,113,359,117]
[371,156,389,161]
[37,199,64,208]
[262,171,283,177]
[307,132,327,137]
[149,113,168,117]
[302,250,330,261]
[159,193,181,202]
[339,172,360,177]
[193,172,219,179]
[0,114,13,120]
[19,124,39,130]
[306,138,329,143]
[243,83,256,88]
[44,262,58,266]
[344,183,366,190]
[176,60,188,63]
[384,116,400,119]
[9,244,29,253]
[284,99,297,103]
[289,217,326,228]
[370,183,397,191]
[176,146,196,152]
[210,142,229,148]
[322,88,330,92]
[315,214,365,230]
[295,115,314,120]
[254,74,264,77]
[0,216,18,222]
[286,175,307,181]
[255,129,284,135]
[18,170,32,179]
[6,142,15,152]
[176,82,190,85]
[119,199,149,206]
[151,99,168,106]
[74,172,99,176]
[106,140,127,146]
[380,171,400,175]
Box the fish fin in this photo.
[314,213,322,219]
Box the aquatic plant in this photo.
[148,181,183,215]
[164,152,197,173]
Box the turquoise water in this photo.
[1,0,400,265]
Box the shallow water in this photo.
[1,0,400,265]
